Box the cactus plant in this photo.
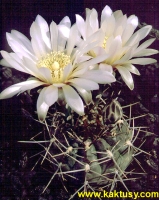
[21,85,152,199]
[0,4,158,200]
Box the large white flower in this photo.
[0,15,115,120]
[76,5,158,90]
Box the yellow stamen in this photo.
[37,51,70,83]
[102,36,108,49]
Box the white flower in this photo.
[76,5,158,90]
[0,15,115,121]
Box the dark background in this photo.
[0,0,159,199]
[1,0,159,50]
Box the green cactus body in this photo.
[43,100,134,193]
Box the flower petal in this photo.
[79,53,109,69]
[127,25,152,46]
[69,78,99,90]
[129,58,157,65]
[89,9,99,32]
[59,16,71,28]
[58,25,70,38]
[23,57,47,81]
[113,43,138,65]
[78,70,116,84]
[1,51,27,73]
[11,30,33,53]
[38,67,53,83]
[107,36,122,57]
[0,80,45,99]
[101,5,112,24]
[116,66,134,90]
[44,85,58,106]
[71,83,92,105]
[57,25,69,51]
[0,58,13,67]
[92,46,107,57]
[77,40,100,57]
[76,14,86,39]
[134,38,156,55]
[66,24,78,55]
[121,24,136,45]
[101,15,115,37]
[70,67,88,78]
[127,15,138,29]
[37,87,49,121]
[76,55,92,64]
[124,64,140,75]
[62,85,84,115]
[50,21,58,51]
[134,49,158,57]
[63,64,74,80]
[30,22,48,57]
[35,15,51,49]
[113,10,123,19]
[6,32,34,60]
[99,63,113,73]
[0,85,21,99]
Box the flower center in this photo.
[37,51,71,83]
[102,36,108,49]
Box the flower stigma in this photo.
[37,51,71,83]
